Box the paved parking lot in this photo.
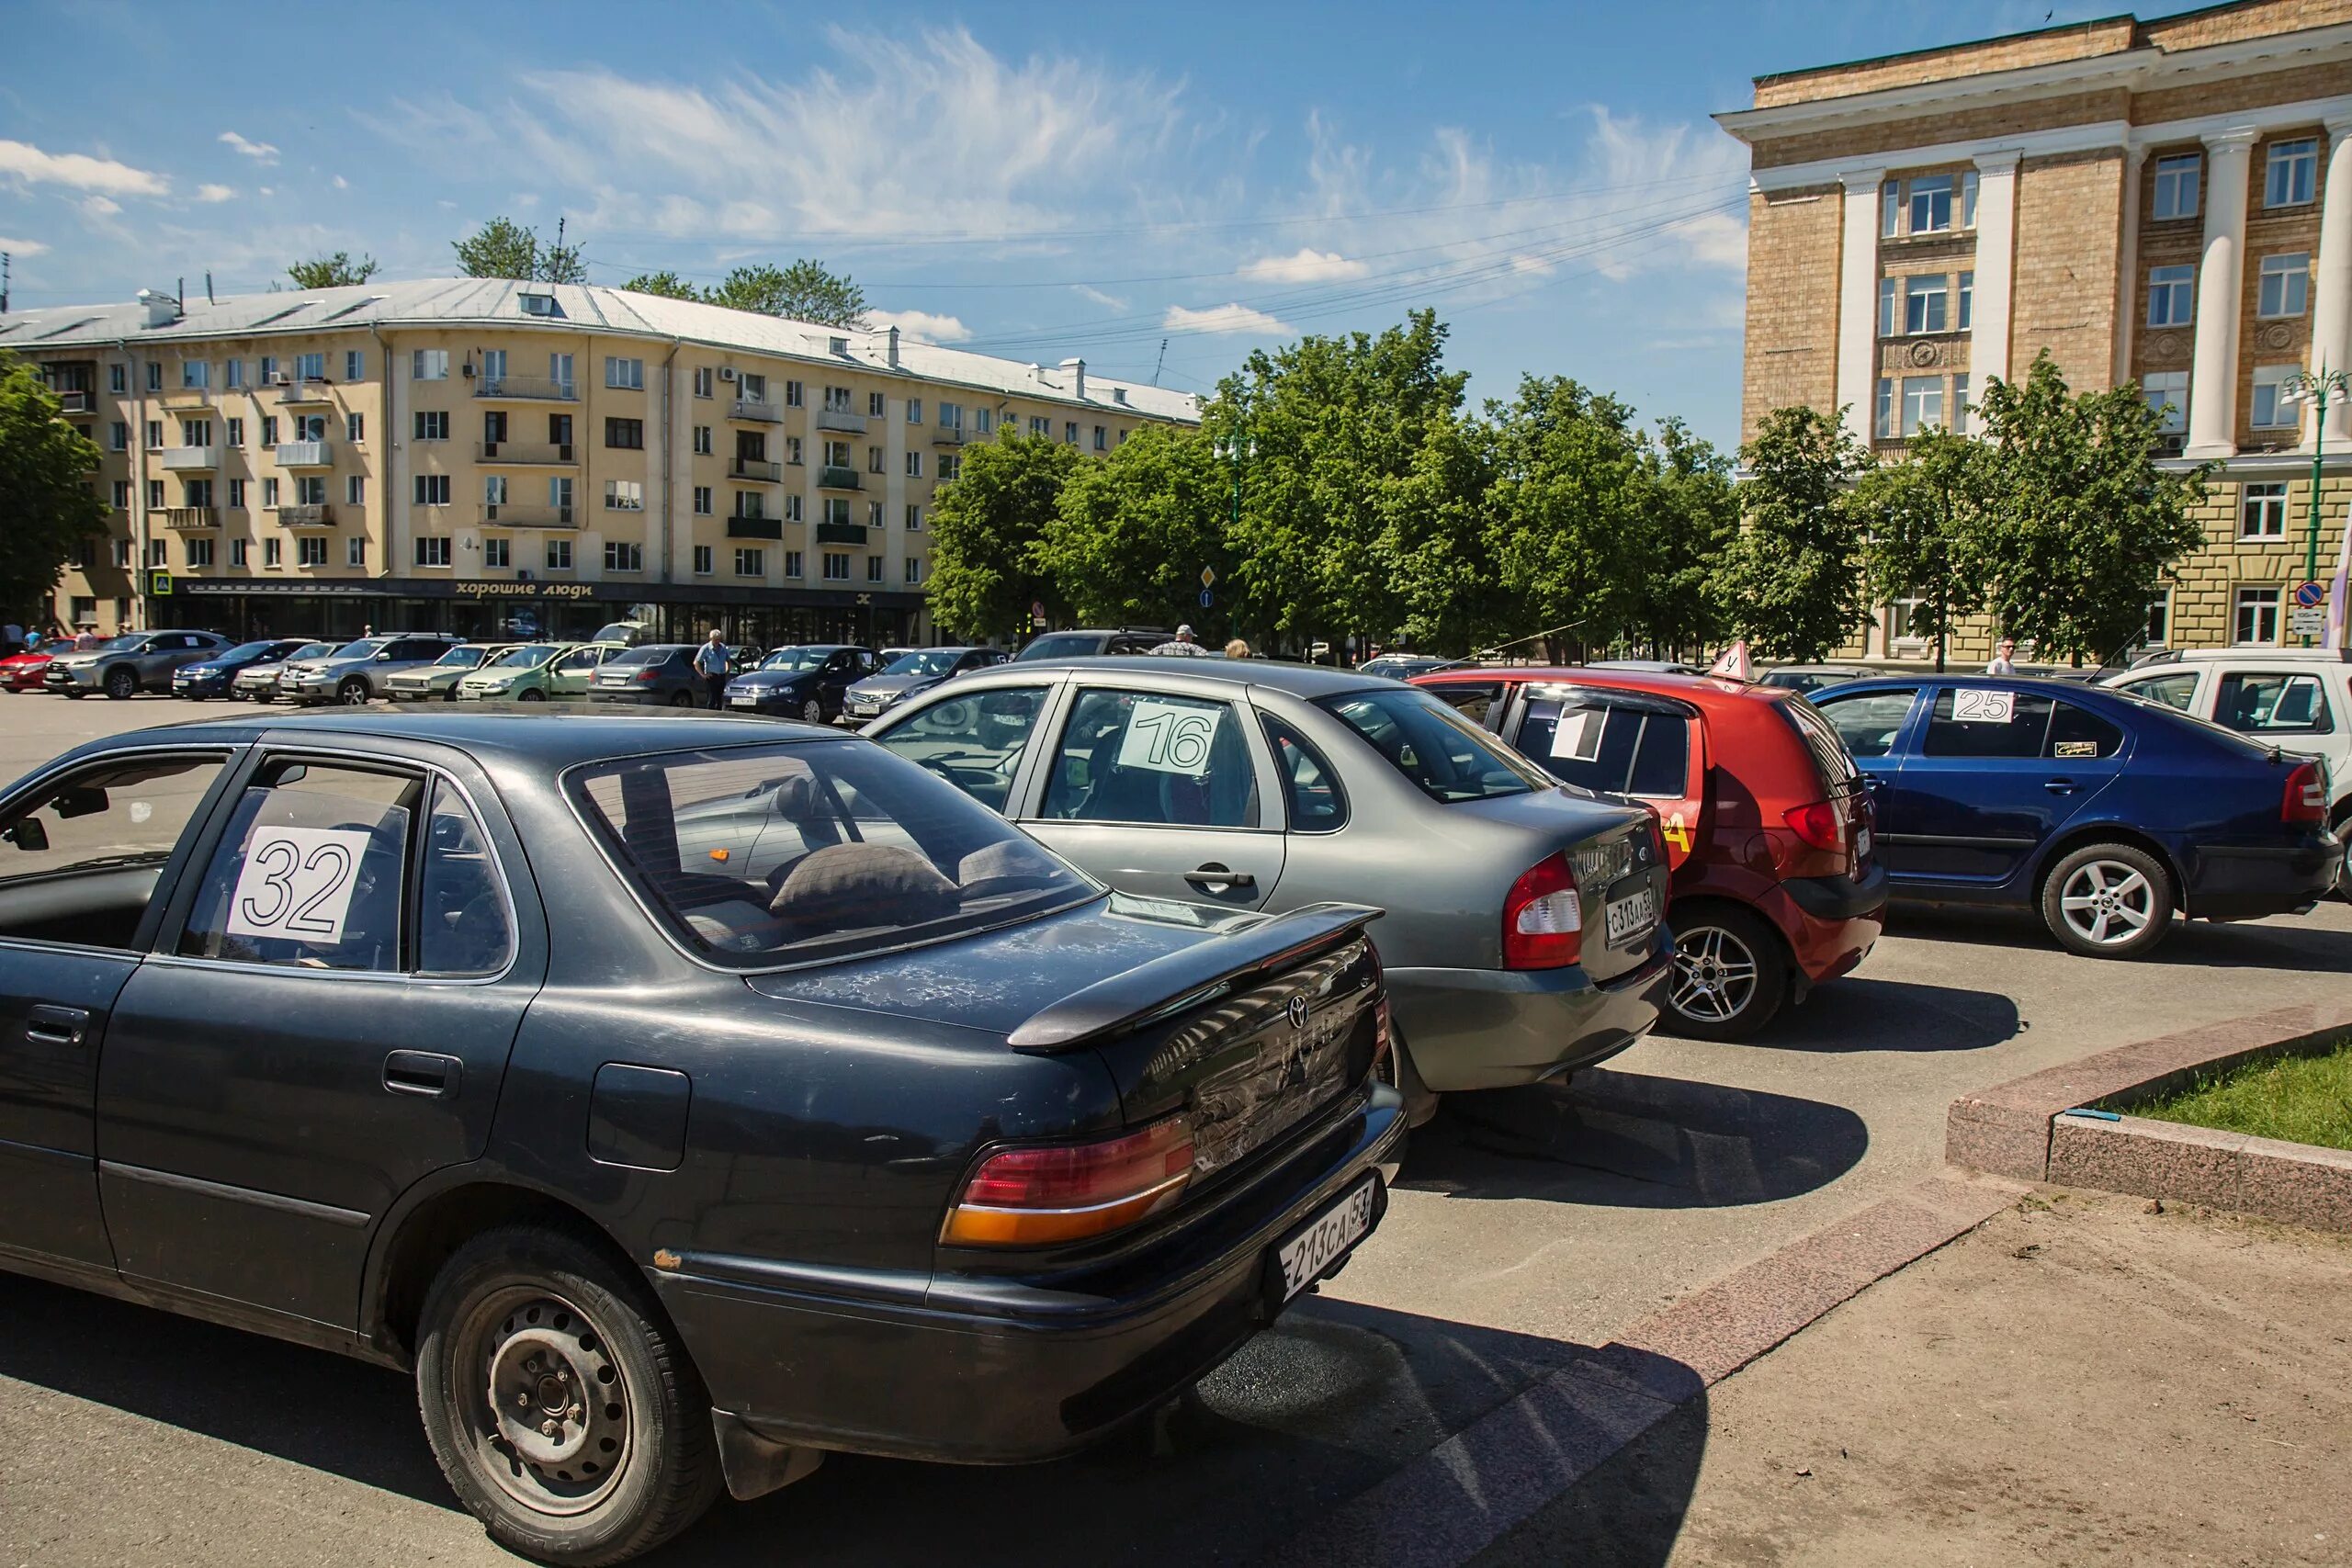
[3,694,2347,1565]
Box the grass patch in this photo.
[2132,1038,2352,1153]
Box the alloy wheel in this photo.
[2058,859,2155,947]
[1669,924,1758,1023]
[455,1287,634,1518]
[802,698,823,723]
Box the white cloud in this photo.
[218,130,278,164]
[867,308,972,343]
[331,174,349,190]
[0,139,167,197]
[80,196,121,219]
[1072,283,1127,310]
[257,186,275,198]
[1164,302,1292,336]
[1238,247,1365,283]
[195,183,235,203]
[0,235,51,257]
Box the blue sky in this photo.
[4,1,2182,448]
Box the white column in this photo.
[2113,146,2147,389]
[1971,152,2020,389]
[2186,130,2256,458]
[2305,117,2352,449]
[1836,168,1887,448]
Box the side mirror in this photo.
[377,651,395,661]
[4,818,49,852]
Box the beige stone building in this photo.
[1717,0,2352,662]
[3,280,1196,647]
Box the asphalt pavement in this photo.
[2,694,2347,1566]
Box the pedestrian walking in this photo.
[1148,624,1212,657]
[695,627,732,707]
[1986,637,2020,676]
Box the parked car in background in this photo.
[2104,648,2352,834]
[590,619,654,647]
[867,657,1673,1117]
[0,649,53,693]
[1356,654,1456,682]
[234,640,336,703]
[457,641,622,703]
[281,634,463,706]
[0,710,1402,1562]
[585,644,706,706]
[387,643,516,703]
[842,646,1009,724]
[1012,628,1171,662]
[720,645,880,720]
[172,637,320,702]
[1417,667,1883,1039]
[1759,664,1875,696]
[1811,675,2340,957]
[43,630,232,699]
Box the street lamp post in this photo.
[2285,366,2349,647]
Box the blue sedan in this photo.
[1810,676,2339,957]
[170,637,318,701]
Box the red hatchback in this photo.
[1414,668,1885,1039]
[0,650,52,693]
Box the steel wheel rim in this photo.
[2058,860,2155,946]
[1669,924,1758,1022]
[456,1286,634,1518]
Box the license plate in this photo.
[1605,887,1657,946]
[1855,824,1873,858]
[729,694,760,707]
[1272,1177,1377,1303]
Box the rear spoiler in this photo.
[1007,901,1383,1053]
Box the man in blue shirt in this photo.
[695,628,731,708]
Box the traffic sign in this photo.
[2293,580,2326,608]
[1031,600,1046,621]
[1200,566,1216,589]
[148,570,173,597]
[1198,590,1213,609]
[2291,604,2326,636]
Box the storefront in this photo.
[162,579,930,650]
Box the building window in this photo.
[1958,271,1973,332]
[109,364,127,394]
[346,476,366,506]
[2152,152,2200,220]
[1901,376,1943,435]
[145,421,163,449]
[2234,586,2282,645]
[2147,265,2195,328]
[693,367,713,398]
[605,417,644,450]
[415,537,453,569]
[298,537,327,568]
[867,445,886,474]
[485,538,511,569]
[296,353,325,382]
[868,390,886,418]
[414,474,451,506]
[259,355,278,384]
[906,503,922,529]
[2241,481,2289,538]
[975,408,992,435]
[905,557,922,584]
[693,545,714,575]
[735,493,767,522]
[2142,371,2188,434]
[784,550,803,578]
[605,479,644,511]
[693,424,712,455]
[785,379,804,407]
[415,410,448,441]
[148,538,167,567]
[346,537,367,568]
[734,547,764,577]
[906,450,922,478]
[346,412,365,443]
[786,435,803,465]
[605,356,645,390]
[1874,377,1895,439]
[262,478,279,507]
[413,349,449,380]
[1904,274,1948,334]
[867,501,884,527]
[185,537,214,568]
[264,538,282,568]
[907,398,922,424]
[2265,139,2317,208]
[1093,425,1108,451]
[866,555,884,583]
[1951,375,1971,436]
[2250,365,2302,429]
[1064,422,1080,445]
[823,497,851,526]
[604,542,644,572]
[1030,416,1050,436]
[693,485,713,515]
[182,360,209,390]
[546,538,572,570]
[1907,174,1955,234]
[2258,254,2310,319]
[226,479,244,509]
[231,540,248,567]
[823,552,851,581]
[1962,168,1978,228]
[145,361,162,391]
[1880,179,1900,238]
[261,415,279,446]
[225,416,244,446]
[484,475,508,508]
[786,494,803,523]
[295,476,327,506]
[146,479,165,510]
[2144,593,2171,646]
[345,350,365,381]
[109,422,128,452]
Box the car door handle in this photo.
[1185,863,1255,890]
[2043,778,2078,794]
[383,1050,463,1100]
[25,1004,90,1049]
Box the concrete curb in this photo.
[1263,1171,2023,1568]
[2048,1111,2352,1232]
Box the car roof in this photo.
[2148,647,2351,665]
[990,655,1385,698]
[94,707,852,770]
[1419,665,1794,707]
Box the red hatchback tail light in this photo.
[2282,761,2328,824]
[1783,799,1844,852]
[1502,852,1582,970]
[941,1116,1194,1247]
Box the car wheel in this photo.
[338,677,371,706]
[103,667,136,701]
[415,1224,722,1565]
[800,698,823,724]
[669,690,695,707]
[1665,903,1789,1041]
[517,689,547,703]
[2042,842,2173,958]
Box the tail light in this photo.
[940,1116,1193,1247]
[635,668,660,683]
[1783,799,1844,852]
[2282,761,2328,824]
[1502,852,1582,970]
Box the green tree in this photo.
[0,353,110,628]
[1040,425,1227,630]
[927,434,1084,640]
[1713,403,1873,661]
[1853,425,1986,671]
[705,261,866,327]
[1963,354,2211,664]
[619,270,701,299]
[286,251,379,289]
[1484,377,1650,660]
[452,217,586,283]
[1627,417,1737,660]
[537,228,589,286]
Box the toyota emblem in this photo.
[1286,994,1311,1031]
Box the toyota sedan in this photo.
[0,710,1401,1562]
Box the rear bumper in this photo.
[1767,863,1887,986]
[1384,941,1670,1093]
[656,1083,1408,1465]
[2187,830,2341,920]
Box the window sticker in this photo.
[225,826,373,943]
[2052,739,2100,759]
[1115,699,1222,775]
[1550,707,1604,761]
[1951,689,2016,723]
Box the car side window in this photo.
[1428,681,1505,728]
[2118,671,2199,712]
[1042,689,1261,828]
[0,755,229,949]
[416,780,513,975]
[1518,699,1690,797]
[1260,715,1349,832]
[554,649,600,673]
[1922,690,2055,759]
[871,687,1049,815]
[1108,634,1161,655]
[1815,689,1918,759]
[177,761,420,973]
[2045,701,2126,760]
[2214,671,2335,735]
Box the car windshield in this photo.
[761,648,831,671]
[333,638,390,660]
[286,642,334,661]
[608,647,673,668]
[1014,633,1099,662]
[492,644,562,670]
[435,646,493,669]
[569,740,1099,968]
[221,640,280,660]
[883,650,958,677]
[95,634,145,652]
[1315,686,1550,802]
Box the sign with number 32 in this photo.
[225,826,373,944]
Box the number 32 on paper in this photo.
[225,826,374,943]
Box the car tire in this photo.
[2041,842,2174,959]
[415,1224,723,1566]
[517,689,547,703]
[669,691,695,708]
[1664,902,1789,1041]
[103,667,136,701]
[800,698,823,724]
[337,677,371,706]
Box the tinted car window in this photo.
[1316,687,1547,803]
[1922,689,2055,759]
[1426,681,1505,728]
[178,761,417,973]
[1816,689,1918,759]
[569,742,1094,967]
[872,687,1048,814]
[2215,671,2335,735]
[607,647,666,668]
[2117,671,2199,712]
[1519,700,1689,797]
[416,779,512,975]
[0,756,227,946]
[1261,716,1349,832]
[2045,700,2127,760]
[1041,689,1260,828]
[1015,633,1100,662]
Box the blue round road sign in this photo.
[1199,589,1213,609]
[2294,580,2327,608]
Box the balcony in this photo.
[159,446,219,471]
[274,378,335,406]
[817,466,862,491]
[163,506,219,530]
[54,389,96,416]
[480,503,578,530]
[932,424,965,446]
[814,407,867,434]
[476,440,577,465]
[473,375,578,402]
[275,440,332,467]
[815,521,867,547]
[273,504,335,528]
[730,397,782,423]
[727,515,784,540]
[729,457,783,483]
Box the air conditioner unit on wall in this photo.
[718,367,738,383]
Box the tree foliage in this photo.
[286,251,379,289]
[619,270,701,299]
[1485,378,1649,658]
[1041,425,1227,630]
[925,434,1084,640]
[1712,404,1873,661]
[452,217,585,283]
[706,261,866,327]
[0,353,110,626]
[1852,424,1986,668]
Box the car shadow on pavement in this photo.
[1465,1388,1712,1568]
[1885,906,2352,973]
[1757,976,2021,1053]
[1394,1068,1868,1210]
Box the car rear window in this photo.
[1779,693,1864,792]
[567,741,1099,968]
[1314,687,1549,803]
[1014,633,1100,661]
[605,647,674,668]
[1520,698,1690,797]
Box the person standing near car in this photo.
[1986,637,2020,676]
[695,627,731,707]
[1149,624,1212,657]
